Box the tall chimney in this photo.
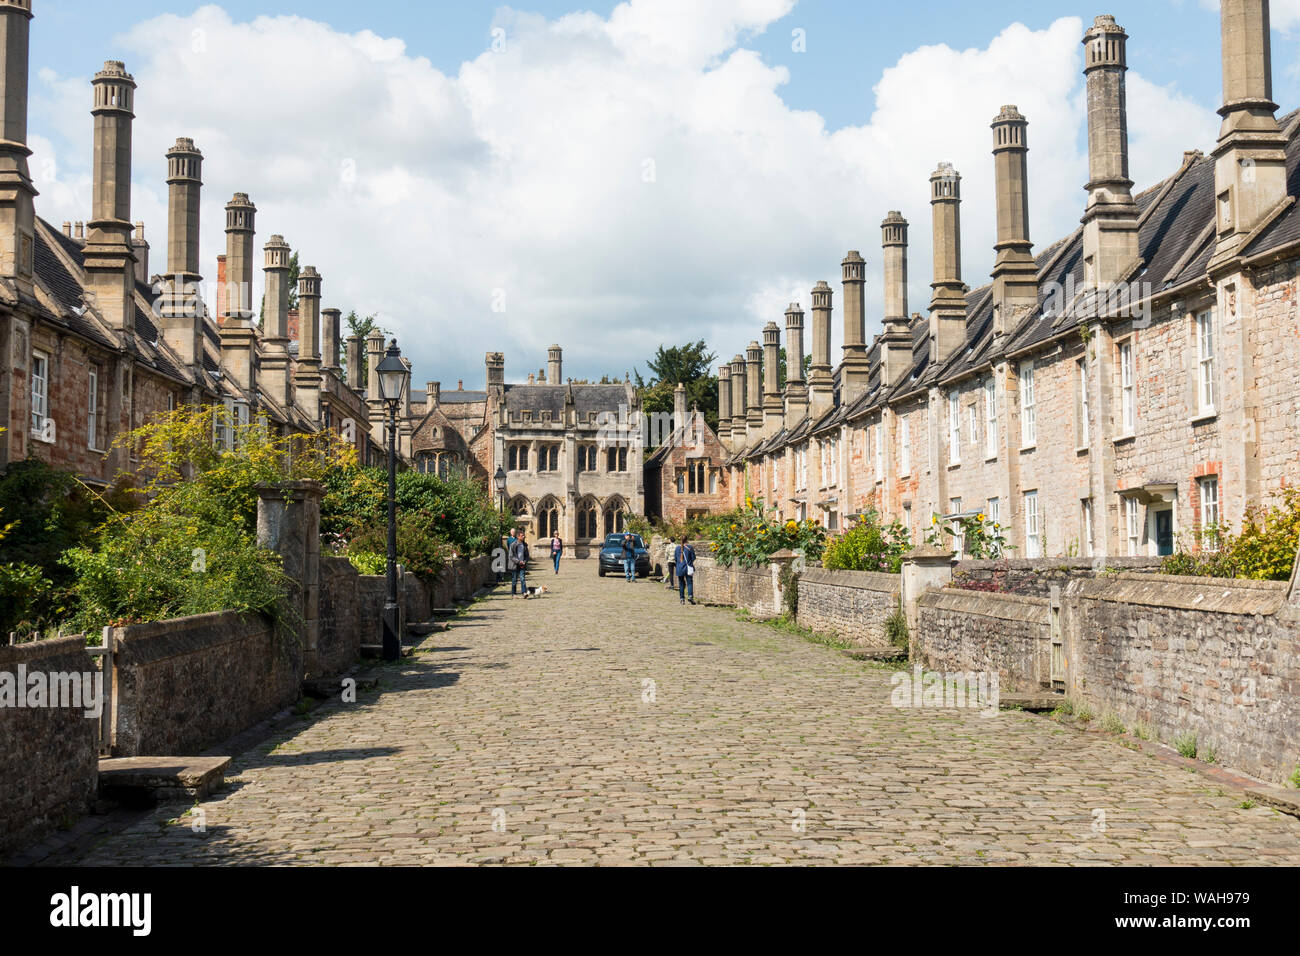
[761,321,783,437]
[345,334,364,391]
[1211,0,1288,267]
[808,281,834,416]
[547,344,562,385]
[82,60,137,331]
[840,251,870,402]
[294,266,322,423]
[160,137,203,367]
[745,340,763,438]
[729,353,747,443]
[991,105,1038,331]
[928,162,967,365]
[261,234,292,410]
[427,381,440,407]
[717,363,732,448]
[131,222,148,286]
[880,212,913,387]
[321,307,342,372]
[0,0,36,298]
[785,302,808,421]
[485,351,505,389]
[1081,16,1140,288]
[220,192,257,395]
[673,381,687,431]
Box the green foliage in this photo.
[924,509,1010,558]
[1101,712,1126,735]
[346,551,386,576]
[708,497,826,569]
[1174,732,1199,759]
[634,340,719,431]
[1161,487,1300,581]
[1289,766,1300,790]
[778,563,800,618]
[885,608,909,650]
[822,509,912,573]
[347,510,447,580]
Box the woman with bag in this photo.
[550,533,563,574]
[674,536,696,606]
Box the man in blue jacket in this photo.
[510,531,530,597]
[621,533,637,582]
[674,536,696,605]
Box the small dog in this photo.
[524,585,549,599]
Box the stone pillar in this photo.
[990,106,1038,327]
[880,212,913,388]
[0,0,36,299]
[901,544,954,655]
[220,192,257,396]
[82,60,137,331]
[256,480,322,678]
[809,280,834,416]
[929,163,967,365]
[1081,15,1140,288]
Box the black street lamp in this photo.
[493,465,508,515]
[376,339,410,662]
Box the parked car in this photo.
[597,533,651,577]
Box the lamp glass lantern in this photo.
[376,340,409,407]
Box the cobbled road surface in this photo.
[71,561,1300,866]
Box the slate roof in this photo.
[503,382,630,417]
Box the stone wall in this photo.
[318,556,362,677]
[0,636,99,858]
[914,588,1052,693]
[691,550,782,618]
[952,557,1163,598]
[110,610,302,758]
[1065,572,1300,783]
[796,569,901,647]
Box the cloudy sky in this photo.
[25,0,1300,387]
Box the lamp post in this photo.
[376,339,410,662]
[493,465,508,583]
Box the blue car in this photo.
[597,533,651,577]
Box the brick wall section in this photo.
[952,556,1164,597]
[691,551,781,617]
[1065,573,1300,783]
[0,636,98,858]
[914,589,1052,693]
[110,610,303,757]
[796,568,900,647]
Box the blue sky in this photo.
[25,2,1300,384]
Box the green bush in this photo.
[347,510,447,580]
[1161,486,1300,581]
[884,608,909,650]
[346,551,386,576]
[822,509,911,573]
[709,496,826,569]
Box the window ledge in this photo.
[1113,433,1135,445]
[948,463,961,471]
[984,455,998,464]
[1190,410,1218,426]
[1019,444,1037,454]
[1075,445,1089,455]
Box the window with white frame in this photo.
[950,497,964,558]
[1020,360,1036,447]
[1077,358,1089,447]
[88,363,108,451]
[986,497,1000,527]
[1199,476,1220,550]
[1125,496,1141,556]
[903,503,912,538]
[1024,491,1041,558]
[1081,498,1094,558]
[968,402,979,449]
[1196,309,1216,414]
[31,349,49,438]
[948,393,961,464]
[819,440,830,487]
[1119,341,1135,433]
[899,417,911,475]
[874,422,883,477]
[984,378,997,458]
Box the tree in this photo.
[342,311,382,382]
[634,340,719,432]
[287,252,300,312]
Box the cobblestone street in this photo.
[70,562,1300,866]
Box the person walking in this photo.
[510,530,530,598]
[498,528,516,585]
[621,532,637,582]
[550,533,563,574]
[674,536,697,605]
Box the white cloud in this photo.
[1198,0,1300,33]
[26,2,1220,386]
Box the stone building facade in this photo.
[719,3,1300,562]
[0,2,384,491]
[645,382,731,523]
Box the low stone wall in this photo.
[691,551,781,617]
[110,610,302,758]
[914,589,1052,693]
[0,636,99,858]
[1065,573,1299,783]
[952,557,1163,598]
[796,569,901,647]
[318,556,362,678]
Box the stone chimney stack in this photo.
[717,363,732,448]
[745,340,763,438]
[345,334,364,391]
[808,280,834,416]
[131,222,148,286]
[427,381,440,408]
[321,308,342,372]
[160,137,203,368]
[991,106,1038,332]
[1211,0,1288,268]
[928,162,967,365]
[673,381,687,431]
[220,193,257,395]
[367,331,386,434]
[729,353,747,444]
[294,266,322,423]
[0,0,36,298]
[485,351,505,389]
[82,60,137,331]
[1081,16,1140,288]
[840,251,870,402]
[762,321,783,437]
[261,235,292,410]
[880,212,914,388]
[785,302,809,421]
[547,344,562,385]
[74,220,83,239]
